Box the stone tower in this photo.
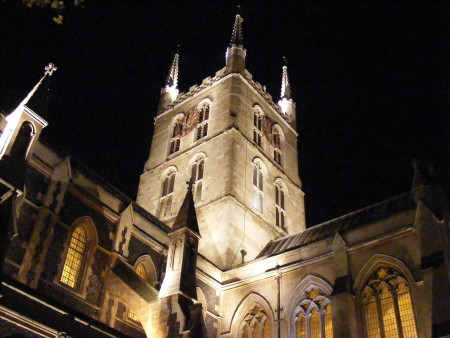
[136,14,306,269]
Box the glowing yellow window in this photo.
[396,282,418,338]
[295,313,306,338]
[324,304,333,338]
[128,309,140,322]
[60,226,87,288]
[136,263,147,280]
[310,307,321,337]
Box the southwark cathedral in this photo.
[0,13,449,338]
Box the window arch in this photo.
[160,168,177,218]
[10,121,35,159]
[252,160,265,213]
[294,289,334,338]
[195,101,210,141]
[360,266,418,338]
[169,114,184,155]
[253,107,264,147]
[274,182,286,230]
[60,218,97,290]
[239,304,271,338]
[272,125,283,166]
[190,155,205,201]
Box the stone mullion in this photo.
[375,293,386,338]
[391,287,404,338]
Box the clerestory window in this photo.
[60,225,88,289]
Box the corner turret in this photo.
[278,57,297,128]
[225,13,246,74]
[157,50,180,114]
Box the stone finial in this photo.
[281,57,292,99]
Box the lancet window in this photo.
[252,161,264,213]
[160,169,176,218]
[60,225,88,289]
[239,304,271,338]
[191,155,205,201]
[275,183,286,229]
[253,110,264,147]
[361,266,418,338]
[272,127,282,165]
[195,102,209,141]
[294,289,333,338]
[169,116,184,154]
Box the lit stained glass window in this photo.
[361,266,418,338]
[60,226,87,288]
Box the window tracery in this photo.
[239,304,271,338]
[195,102,209,141]
[361,266,418,338]
[294,289,333,338]
[272,127,282,165]
[160,169,176,218]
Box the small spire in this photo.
[230,12,244,47]
[172,180,200,236]
[19,63,57,110]
[165,48,179,88]
[281,57,292,99]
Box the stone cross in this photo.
[45,63,57,76]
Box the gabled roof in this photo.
[257,192,416,258]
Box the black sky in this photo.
[1,1,449,226]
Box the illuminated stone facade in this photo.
[1,14,449,338]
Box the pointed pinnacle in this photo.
[230,14,244,47]
[281,58,292,99]
[165,51,179,88]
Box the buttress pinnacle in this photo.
[230,14,244,47]
[165,50,179,88]
[281,57,292,99]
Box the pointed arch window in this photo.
[272,127,282,166]
[60,226,88,289]
[275,183,286,230]
[191,156,205,201]
[294,289,333,338]
[253,110,264,147]
[160,169,176,218]
[195,102,210,141]
[239,305,271,338]
[128,263,148,322]
[169,116,184,155]
[360,266,418,338]
[252,161,264,213]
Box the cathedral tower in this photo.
[136,14,306,269]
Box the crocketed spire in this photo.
[281,57,292,99]
[165,49,179,88]
[229,14,244,47]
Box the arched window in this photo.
[160,169,176,218]
[128,262,148,322]
[361,266,418,338]
[195,102,209,141]
[272,127,282,166]
[294,289,333,338]
[253,109,264,147]
[60,225,90,289]
[275,183,285,230]
[191,155,205,201]
[169,115,184,155]
[239,304,271,338]
[252,161,264,213]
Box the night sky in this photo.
[1,1,449,226]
